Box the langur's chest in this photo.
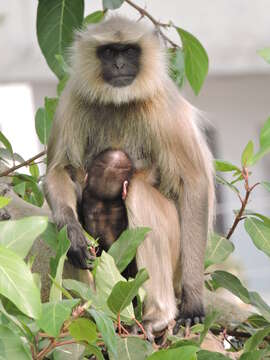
[85,106,152,165]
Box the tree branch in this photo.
[226,167,259,240]
[124,0,179,48]
[0,150,47,178]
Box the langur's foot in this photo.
[67,222,95,270]
[0,208,11,220]
[173,303,205,335]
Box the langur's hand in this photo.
[122,180,129,200]
[67,222,95,269]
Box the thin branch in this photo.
[0,150,47,178]
[133,317,147,339]
[226,167,259,240]
[124,0,179,48]
[36,339,77,360]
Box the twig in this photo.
[124,0,179,48]
[133,318,147,339]
[36,339,77,360]
[222,328,238,351]
[118,313,121,336]
[120,324,130,335]
[0,150,47,177]
[226,167,259,240]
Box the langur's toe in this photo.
[173,314,205,335]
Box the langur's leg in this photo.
[44,167,93,269]
[173,178,210,334]
[125,173,180,339]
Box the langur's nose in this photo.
[114,56,125,69]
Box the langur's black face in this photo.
[97,43,141,87]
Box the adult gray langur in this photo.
[44,16,215,338]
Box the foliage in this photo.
[0,1,270,359]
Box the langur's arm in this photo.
[44,88,92,269]
[44,167,93,269]
[156,100,215,325]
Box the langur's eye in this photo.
[126,48,136,56]
[104,48,114,58]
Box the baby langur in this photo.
[81,149,133,254]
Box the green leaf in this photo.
[69,318,97,344]
[49,227,70,301]
[211,270,250,304]
[146,345,198,360]
[107,269,149,315]
[108,228,150,273]
[0,246,41,318]
[57,74,69,96]
[244,217,270,258]
[13,173,37,185]
[35,98,58,145]
[0,148,15,163]
[0,325,32,360]
[63,279,97,302]
[29,163,39,179]
[176,27,208,95]
[84,344,105,360]
[55,55,69,95]
[37,0,84,79]
[257,47,270,64]
[24,181,44,208]
[244,325,270,352]
[199,311,218,345]
[259,117,270,149]
[37,299,79,337]
[247,314,270,328]
[109,336,153,360]
[249,292,270,322]
[103,0,124,10]
[252,117,270,164]
[84,11,105,26]
[240,350,269,360]
[241,141,254,166]
[197,350,231,359]
[95,251,134,320]
[41,222,59,252]
[216,174,239,194]
[261,181,270,192]
[0,131,13,155]
[45,97,58,123]
[0,196,11,209]
[89,309,118,359]
[243,210,270,227]
[0,216,48,258]
[215,160,241,172]
[35,108,46,145]
[0,302,32,339]
[169,48,185,89]
[205,233,234,268]
[52,344,85,360]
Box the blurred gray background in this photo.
[0,1,269,302]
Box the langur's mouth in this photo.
[109,75,135,87]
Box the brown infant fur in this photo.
[81,149,133,253]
